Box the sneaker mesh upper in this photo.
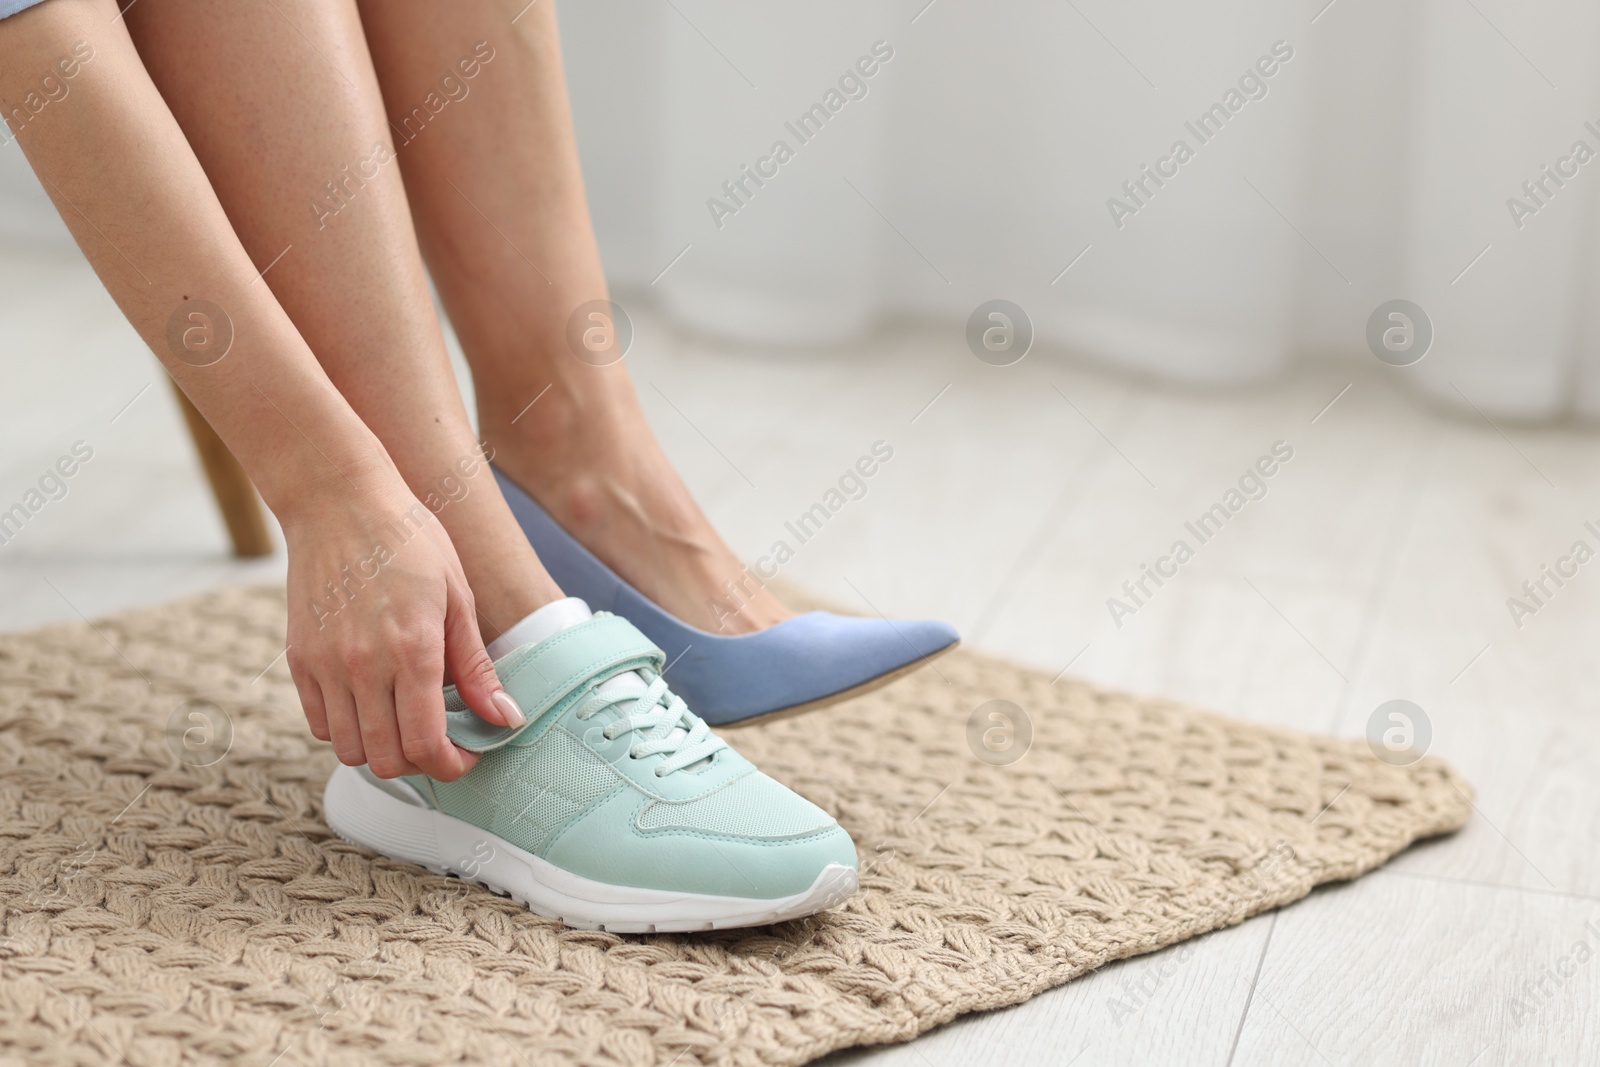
[431,729,617,855]
[634,771,835,839]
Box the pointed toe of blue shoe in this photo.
[494,467,960,725]
[664,610,959,724]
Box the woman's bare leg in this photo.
[121,0,561,640]
[0,0,525,783]
[357,0,792,634]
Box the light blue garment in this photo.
[494,466,960,724]
[0,0,52,20]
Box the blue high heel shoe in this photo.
[493,467,960,726]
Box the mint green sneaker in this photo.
[322,612,858,932]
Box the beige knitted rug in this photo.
[0,585,1471,1067]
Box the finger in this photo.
[388,605,475,781]
[288,653,330,742]
[443,581,524,730]
[353,681,423,779]
[322,684,367,767]
[396,669,476,782]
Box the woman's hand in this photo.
[281,480,523,781]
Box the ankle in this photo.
[474,366,795,634]
[472,572,565,646]
[480,376,644,498]
[438,498,567,643]
[479,352,638,441]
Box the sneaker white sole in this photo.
[322,764,858,933]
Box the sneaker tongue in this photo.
[487,598,688,748]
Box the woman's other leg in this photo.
[357,0,792,633]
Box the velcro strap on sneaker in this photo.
[443,613,666,752]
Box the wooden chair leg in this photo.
[170,381,274,558]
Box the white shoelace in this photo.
[572,673,726,776]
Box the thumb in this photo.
[443,581,526,730]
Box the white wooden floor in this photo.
[3,244,1597,1066]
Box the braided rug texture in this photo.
[0,585,1470,1067]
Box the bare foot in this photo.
[481,372,793,635]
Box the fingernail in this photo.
[491,689,525,728]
